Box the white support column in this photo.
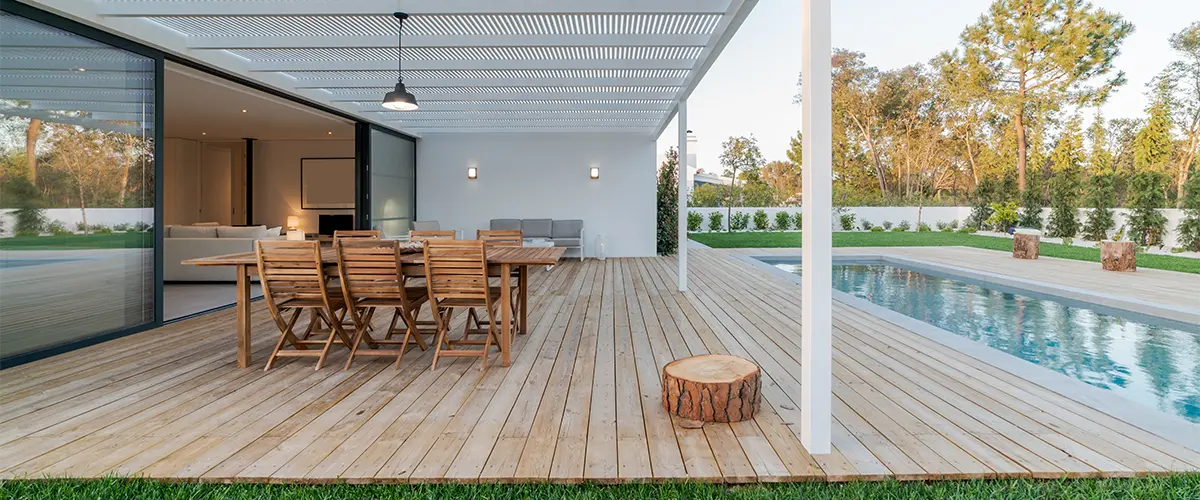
[800,0,832,454]
[676,100,689,292]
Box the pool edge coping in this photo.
[736,252,1200,453]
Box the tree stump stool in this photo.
[1012,233,1040,260]
[662,354,760,426]
[1101,241,1136,272]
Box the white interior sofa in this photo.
[164,225,284,282]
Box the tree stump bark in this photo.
[1101,241,1136,272]
[1012,233,1040,260]
[662,354,760,424]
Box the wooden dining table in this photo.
[182,245,566,368]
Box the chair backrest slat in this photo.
[477,229,523,247]
[333,229,381,245]
[410,229,456,242]
[336,239,404,301]
[256,240,328,303]
[423,239,489,301]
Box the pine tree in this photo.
[1133,80,1175,177]
[1083,112,1117,241]
[1047,116,1083,237]
[959,0,1132,194]
[1177,173,1200,251]
[656,148,679,255]
[1126,171,1169,246]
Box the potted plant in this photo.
[1100,225,1136,272]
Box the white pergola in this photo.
[8,0,833,455]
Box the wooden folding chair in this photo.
[409,229,456,242]
[333,229,382,246]
[474,229,522,330]
[336,239,433,369]
[423,239,503,370]
[256,240,352,370]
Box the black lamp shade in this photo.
[382,82,419,111]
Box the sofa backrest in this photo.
[521,219,552,239]
[552,219,583,238]
[167,225,281,239]
[490,219,521,231]
[169,225,218,238]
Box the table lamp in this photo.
[286,216,305,241]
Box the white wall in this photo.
[253,140,355,230]
[687,206,1191,248]
[417,133,657,257]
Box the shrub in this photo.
[655,150,679,255]
[940,226,954,232]
[687,211,703,232]
[986,201,1019,233]
[1061,236,1073,247]
[1171,247,1186,254]
[132,221,152,232]
[47,220,72,236]
[839,212,856,231]
[92,224,113,234]
[882,220,894,230]
[1046,173,1080,238]
[1017,185,1044,229]
[1082,173,1116,242]
[15,229,41,237]
[859,219,873,231]
[957,226,978,234]
[707,211,724,232]
[730,211,750,231]
[949,219,959,229]
[897,220,911,231]
[773,211,791,231]
[891,226,904,232]
[112,222,132,232]
[870,226,884,232]
[792,211,803,230]
[752,210,770,231]
[1177,173,1200,252]
[4,177,47,235]
[75,221,89,232]
[917,222,932,232]
[1126,172,1169,246]
[935,221,950,231]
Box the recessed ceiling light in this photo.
[76,68,86,72]
[327,131,332,135]
[201,132,207,136]
[241,109,247,113]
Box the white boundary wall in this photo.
[686,206,1190,249]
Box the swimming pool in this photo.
[765,258,1200,423]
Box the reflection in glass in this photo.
[369,127,415,238]
[0,12,156,361]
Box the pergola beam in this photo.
[292,77,686,89]
[96,0,731,16]
[405,127,655,134]
[188,34,708,49]
[31,101,150,113]
[0,87,152,103]
[352,101,672,111]
[246,59,696,72]
[0,106,145,133]
[0,56,148,72]
[329,91,678,101]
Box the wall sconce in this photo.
[590,167,600,179]
[467,167,478,179]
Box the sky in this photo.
[655,0,1200,172]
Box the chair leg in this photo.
[401,303,429,351]
[384,309,402,339]
[314,308,354,370]
[343,307,377,370]
[431,307,453,371]
[265,308,302,371]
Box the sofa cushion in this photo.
[552,219,583,238]
[490,219,521,231]
[552,238,581,248]
[266,226,283,236]
[217,225,268,239]
[170,225,218,238]
[521,219,552,238]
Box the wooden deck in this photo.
[2,248,1198,483]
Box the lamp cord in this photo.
[396,15,404,84]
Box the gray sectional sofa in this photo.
[490,218,584,261]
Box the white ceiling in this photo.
[164,63,354,142]
[11,0,758,137]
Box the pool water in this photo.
[772,260,1200,423]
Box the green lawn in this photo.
[2,476,1198,500]
[0,232,153,250]
[688,231,1200,274]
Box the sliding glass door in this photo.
[366,126,416,238]
[0,8,161,365]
